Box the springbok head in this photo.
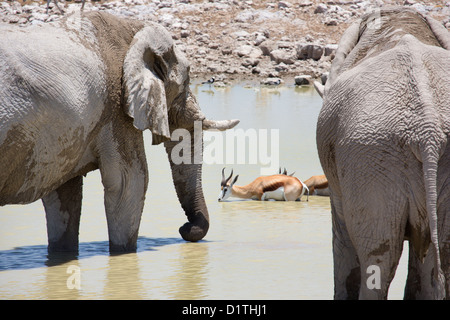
[218,168,239,202]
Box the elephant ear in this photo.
[123,24,172,145]
[325,18,361,91]
[424,15,450,50]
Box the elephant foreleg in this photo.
[42,176,83,253]
[99,149,148,252]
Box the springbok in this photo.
[218,168,308,201]
[278,167,295,176]
[278,169,329,197]
[303,175,330,196]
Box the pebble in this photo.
[314,4,328,14]
[294,75,312,85]
[261,77,283,85]
[1,0,448,84]
[269,49,296,65]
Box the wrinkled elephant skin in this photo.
[0,12,239,252]
[316,8,450,299]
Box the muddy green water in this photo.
[0,83,408,299]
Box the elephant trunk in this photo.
[163,90,239,242]
[164,136,209,242]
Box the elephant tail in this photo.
[421,145,446,299]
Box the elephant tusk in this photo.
[313,81,324,98]
[202,119,240,131]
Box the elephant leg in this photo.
[441,207,450,300]
[99,139,148,252]
[441,216,450,299]
[404,196,448,299]
[356,240,405,299]
[438,154,450,299]
[404,243,420,299]
[404,241,442,299]
[331,195,361,299]
[353,204,407,300]
[42,176,83,252]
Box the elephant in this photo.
[0,11,239,253]
[315,8,449,299]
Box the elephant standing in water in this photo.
[315,8,449,299]
[0,12,239,252]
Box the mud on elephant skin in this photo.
[0,12,239,252]
[315,8,450,299]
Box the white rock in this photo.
[234,45,262,59]
[233,30,250,38]
[235,9,255,23]
[296,43,324,61]
[254,34,266,46]
[314,4,327,14]
[294,75,312,85]
[324,44,338,56]
[269,49,295,64]
[261,77,283,85]
[278,1,291,9]
[180,29,190,38]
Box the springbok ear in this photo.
[123,24,172,144]
[231,175,239,186]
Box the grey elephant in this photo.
[0,12,239,252]
[315,8,449,299]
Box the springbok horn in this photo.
[221,168,233,186]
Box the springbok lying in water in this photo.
[278,169,330,197]
[218,168,308,201]
[303,174,330,196]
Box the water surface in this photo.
[0,84,408,299]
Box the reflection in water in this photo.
[104,253,142,300]
[170,242,209,300]
[0,84,408,299]
[44,259,81,300]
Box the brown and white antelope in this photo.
[303,174,329,196]
[277,169,330,197]
[218,168,309,201]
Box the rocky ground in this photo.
[1,0,449,84]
